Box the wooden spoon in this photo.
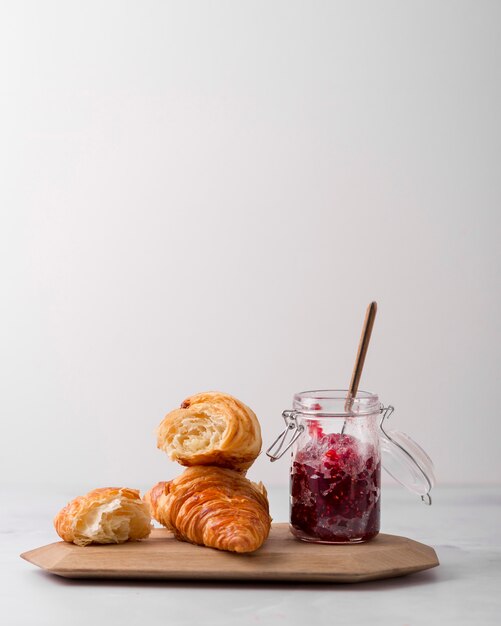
[344,301,378,416]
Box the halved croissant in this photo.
[54,487,152,546]
[145,466,271,553]
[156,391,262,472]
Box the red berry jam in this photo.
[290,424,381,543]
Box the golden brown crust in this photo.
[54,487,152,546]
[145,466,271,553]
[156,391,262,473]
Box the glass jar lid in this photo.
[379,406,436,504]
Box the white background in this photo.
[1,1,500,493]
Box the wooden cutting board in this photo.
[21,523,439,583]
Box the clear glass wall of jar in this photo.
[284,390,381,544]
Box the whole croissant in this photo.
[156,391,262,472]
[54,487,152,546]
[145,466,271,553]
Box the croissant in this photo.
[145,466,271,553]
[54,487,152,546]
[156,391,262,472]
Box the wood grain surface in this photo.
[21,523,439,583]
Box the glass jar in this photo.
[267,389,435,545]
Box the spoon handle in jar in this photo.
[345,301,377,411]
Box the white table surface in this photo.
[1,484,500,626]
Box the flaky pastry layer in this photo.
[145,466,271,553]
[156,391,262,472]
[54,487,152,546]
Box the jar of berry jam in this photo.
[267,390,435,544]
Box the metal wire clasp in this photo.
[266,411,304,462]
[379,404,395,426]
